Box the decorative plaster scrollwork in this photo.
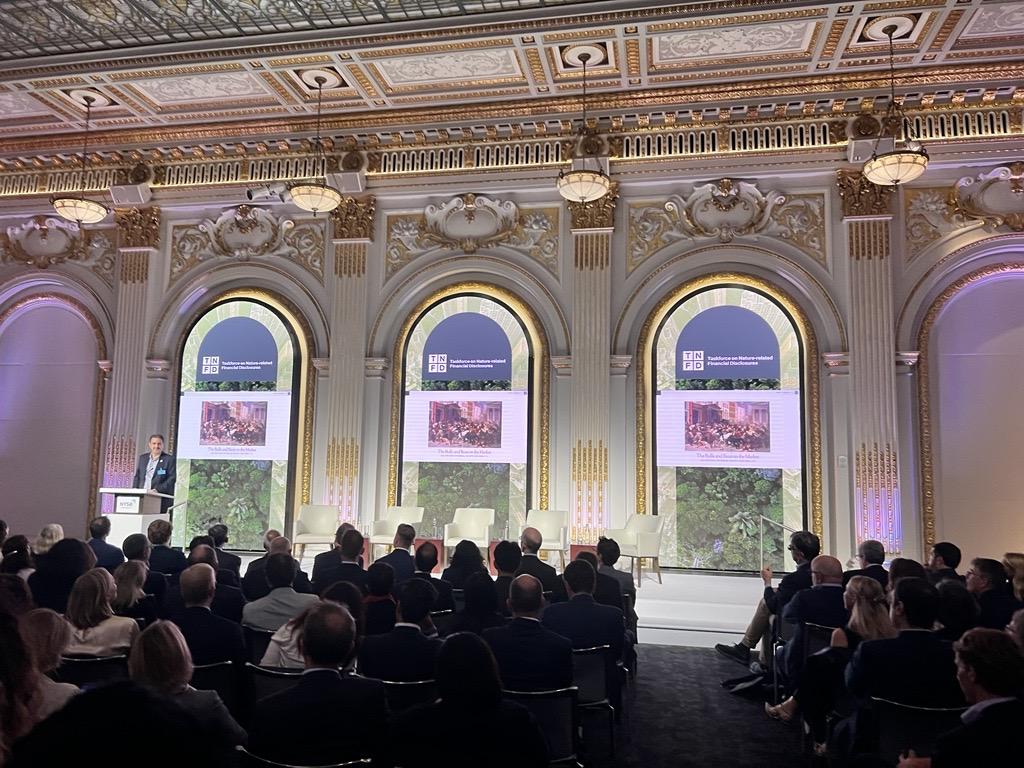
[115,206,161,249]
[836,169,894,217]
[567,182,619,231]
[169,205,325,284]
[903,187,970,263]
[0,215,116,284]
[949,163,1024,232]
[384,194,559,279]
[330,195,376,241]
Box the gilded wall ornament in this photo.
[384,194,559,279]
[567,181,619,230]
[330,195,376,241]
[0,215,116,283]
[114,206,161,249]
[903,187,971,263]
[949,163,1024,232]
[836,169,894,217]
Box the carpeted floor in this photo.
[582,644,802,768]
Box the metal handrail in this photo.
[759,515,800,572]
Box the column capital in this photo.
[330,195,376,242]
[836,170,894,218]
[610,355,632,375]
[823,352,850,376]
[144,358,171,379]
[568,182,619,231]
[115,206,161,250]
[364,357,388,378]
[312,357,330,377]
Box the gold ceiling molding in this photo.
[114,206,161,250]
[836,169,895,217]
[330,196,376,242]
[568,182,619,230]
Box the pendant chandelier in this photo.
[557,52,611,204]
[289,74,342,215]
[51,93,109,225]
[862,25,929,186]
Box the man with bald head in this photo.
[778,554,850,681]
[515,526,566,601]
[483,574,572,691]
[163,543,247,622]
[171,563,246,667]
[242,535,313,601]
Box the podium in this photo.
[98,488,175,547]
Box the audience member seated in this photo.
[322,580,367,643]
[934,579,979,641]
[186,536,239,588]
[442,539,488,589]
[129,620,246,754]
[411,541,455,611]
[493,540,521,616]
[111,560,159,625]
[0,574,34,617]
[250,602,387,765]
[86,516,125,573]
[242,552,319,632]
[207,523,241,578]
[897,628,1024,768]
[164,544,246,623]
[846,577,964,707]
[122,533,167,608]
[1,535,34,579]
[376,523,416,583]
[1004,551,1024,601]
[515,527,565,600]
[966,557,1023,630]
[1008,607,1024,650]
[242,535,312,601]
[778,555,850,680]
[364,562,397,636]
[0,519,6,549]
[65,568,140,656]
[887,557,928,595]
[843,539,888,589]
[447,571,506,636]
[28,538,96,614]
[172,564,246,667]
[597,536,638,626]
[576,550,625,613]
[32,524,64,569]
[262,580,366,669]
[358,578,441,680]
[389,632,548,768]
[484,574,572,691]
[312,528,367,595]
[766,575,895,748]
[543,560,624,657]
[0,609,46,757]
[926,541,964,585]
[18,608,77,720]
[146,520,187,576]
[715,530,820,667]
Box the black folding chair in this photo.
[378,678,439,712]
[233,746,371,767]
[243,626,275,665]
[54,654,129,688]
[504,687,581,767]
[246,663,303,701]
[769,614,796,704]
[190,660,236,714]
[451,589,466,613]
[869,697,967,766]
[572,646,616,756]
[802,623,837,660]
[429,609,457,637]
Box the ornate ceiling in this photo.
[0,0,1022,156]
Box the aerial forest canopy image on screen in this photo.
[653,287,805,572]
[399,296,532,539]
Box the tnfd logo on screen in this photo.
[428,354,447,373]
[681,351,704,371]
[201,355,220,375]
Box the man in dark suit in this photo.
[249,602,388,765]
[171,563,246,666]
[493,540,521,616]
[358,578,442,681]
[132,434,176,514]
[186,536,239,588]
[87,516,124,573]
[780,555,849,680]
[242,536,312,601]
[966,557,1023,630]
[122,533,167,608]
[843,539,888,589]
[207,523,241,579]
[410,541,455,612]
[312,528,367,595]
[163,544,246,623]
[146,519,187,576]
[376,524,416,584]
[575,550,624,613]
[484,574,572,691]
[927,541,965,585]
[846,577,964,707]
[515,527,565,601]
[716,530,820,667]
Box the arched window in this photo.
[392,288,548,540]
[175,298,303,550]
[641,281,813,572]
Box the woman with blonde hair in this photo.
[64,568,139,656]
[831,575,897,649]
[19,608,78,719]
[111,560,158,626]
[33,524,64,558]
[129,620,246,751]
[1002,552,1024,601]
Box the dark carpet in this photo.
[583,644,802,768]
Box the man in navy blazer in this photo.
[484,574,572,692]
[87,516,125,573]
[132,434,176,514]
[842,539,889,589]
[250,602,388,765]
[171,564,246,667]
[780,555,849,680]
[357,578,442,681]
[376,524,416,584]
[163,545,246,623]
[243,536,313,600]
[966,557,1023,630]
[207,523,242,578]
[311,528,367,595]
[146,519,187,576]
[514,527,565,601]
[410,542,455,612]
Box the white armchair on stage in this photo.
[292,505,340,560]
[604,515,665,586]
[443,507,494,567]
[369,506,424,562]
[521,509,569,570]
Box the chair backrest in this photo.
[524,509,568,544]
[803,622,837,659]
[190,660,236,713]
[54,655,129,688]
[452,507,495,532]
[504,687,579,763]
[384,505,425,526]
[378,678,439,712]
[430,609,458,637]
[295,504,339,536]
[450,589,466,613]
[243,626,276,665]
[572,646,611,705]
[246,662,303,701]
[870,697,967,763]
[234,746,372,768]
[625,515,663,535]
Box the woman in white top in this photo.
[19,608,78,719]
[64,569,139,656]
